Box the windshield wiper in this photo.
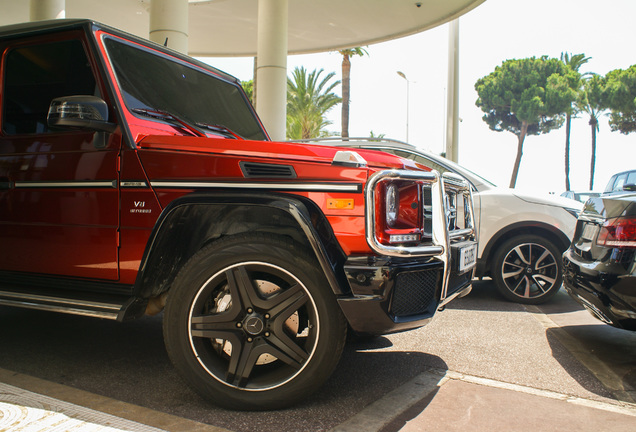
[131,108,206,138]
[195,122,243,140]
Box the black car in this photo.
[563,193,636,330]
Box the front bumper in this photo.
[338,249,473,336]
[562,248,636,330]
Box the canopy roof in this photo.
[0,0,486,56]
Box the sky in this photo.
[202,0,636,194]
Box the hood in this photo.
[509,189,583,210]
[138,135,419,171]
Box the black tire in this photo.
[492,234,563,305]
[163,233,347,410]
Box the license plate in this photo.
[581,223,599,241]
[459,244,477,272]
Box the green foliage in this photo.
[241,79,254,105]
[475,56,578,136]
[604,65,636,134]
[560,53,591,77]
[286,67,341,139]
[369,130,385,141]
[577,74,607,130]
[475,56,579,188]
[338,47,368,58]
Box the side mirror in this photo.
[47,95,116,133]
[623,183,636,192]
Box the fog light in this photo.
[389,234,420,243]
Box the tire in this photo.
[492,234,563,305]
[163,233,347,410]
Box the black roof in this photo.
[0,19,239,84]
[0,19,96,39]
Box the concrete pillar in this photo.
[149,0,189,54]
[30,0,65,20]
[445,19,459,162]
[256,0,288,141]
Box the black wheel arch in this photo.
[132,191,349,301]
[476,221,571,278]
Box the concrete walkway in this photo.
[0,368,228,432]
[3,366,636,432]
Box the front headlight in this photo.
[386,183,398,228]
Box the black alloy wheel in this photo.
[163,233,347,410]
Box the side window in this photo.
[604,175,618,193]
[2,39,97,135]
[613,174,627,192]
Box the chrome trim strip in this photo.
[0,290,122,311]
[0,290,121,320]
[150,181,362,193]
[0,299,119,319]
[14,181,116,188]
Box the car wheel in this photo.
[163,233,347,410]
[492,234,563,304]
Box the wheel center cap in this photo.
[243,315,265,336]
[526,267,533,274]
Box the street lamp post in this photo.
[397,71,409,143]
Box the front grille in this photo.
[391,269,439,317]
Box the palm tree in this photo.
[577,74,607,190]
[338,47,367,139]
[286,67,341,139]
[560,52,590,191]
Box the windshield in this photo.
[103,37,267,141]
[386,148,497,189]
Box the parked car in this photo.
[563,193,636,330]
[301,138,582,304]
[0,20,477,410]
[603,169,636,196]
[560,190,601,203]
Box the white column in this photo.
[30,0,65,20]
[445,19,460,162]
[256,0,288,141]
[149,0,189,54]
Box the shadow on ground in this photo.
[546,323,636,403]
[0,306,447,432]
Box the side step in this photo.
[0,289,132,320]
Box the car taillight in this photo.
[376,180,423,245]
[597,216,636,248]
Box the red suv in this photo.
[0,19,477,410]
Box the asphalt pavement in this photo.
[1,280,635,431]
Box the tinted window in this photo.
[104,38,266,141]
[2,39,97,135]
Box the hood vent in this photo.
[240,162,297,178]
